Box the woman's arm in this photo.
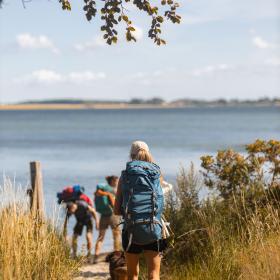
[95,189,115,206]
[160,174,164,185]
[113,178,123,216]
[88,206,100,229]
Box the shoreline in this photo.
[0,103,279,111]
[0,103,176,111]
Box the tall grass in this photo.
[0,177,79,280]
[163,166,280,280]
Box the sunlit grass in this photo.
[0,177,80,280]
[163,166,280,280]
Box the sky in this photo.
[0,0,280,103]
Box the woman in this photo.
[94,176,121,261]
[114,141,167,280]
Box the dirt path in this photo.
[74,253,110,280]
[74,262,110,280]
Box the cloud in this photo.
[18,70,63,84]
[15,70,106,85]
[16,33,59,54]
[74,36,106,51]
[252,36,277,49]
[192,64,233,77]
[131,26,143,41]
[74,26,143,51]
[68,71,106,83]
[129,69,164,81]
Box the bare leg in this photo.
[86,231,93,256]
[95,229,106,256]
[112,227,121,251]
[143,250,161,280]
[125,252,140,280]
[72,234,78,258]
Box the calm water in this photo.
[0,106,279,251]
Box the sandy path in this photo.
[74,253,110,280]
[75,262,110,280]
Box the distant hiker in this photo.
[114,141,167,280]
[94,176,121,261]
[66,200,99,258]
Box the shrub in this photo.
[163,140,280,280]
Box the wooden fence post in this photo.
[30,161,45,220]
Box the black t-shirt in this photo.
[74,200,92,222]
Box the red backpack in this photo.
[57,185,93,206]
[80,193,93,206]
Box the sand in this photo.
[74,262,110,280]
[74,253,110,280]
[0,103,174,111]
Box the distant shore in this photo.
[0,102,280,111]
[0,103,179,111]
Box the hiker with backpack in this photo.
[94,176,121,261]
[114,141,167,280]
[66,200,99,259]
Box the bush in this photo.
[162,139,280,280]
[163,164,211,265]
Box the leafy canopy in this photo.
[59,0,181,45]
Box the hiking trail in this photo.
[74,253,110,280]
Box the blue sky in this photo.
[0,0,279,103]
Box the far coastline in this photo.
[0,97,279,111]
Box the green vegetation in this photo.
[162,139,280,280]
[0,181,80,280]
[18,97,280,107]
[58,0,181,45]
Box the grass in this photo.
[0,177,80,280]
[162,165,280,280]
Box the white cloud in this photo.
[192,64,233,77]
[17,70,63,84]
[252,36,277,49]
[74,26,143,51]
[68,71,106,83]
[16,33,59,54]
[74,36,106,51]
[15,70,106,85]
[131,26,143,41]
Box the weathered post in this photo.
[30,161,45,220]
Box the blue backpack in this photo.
[121,160,164,250]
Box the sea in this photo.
[0,106,279,252]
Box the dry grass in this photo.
[0,177,80,280]
[163,167,280,280]
[239,235,280,280]
[165,204,280,280]
[238,205,280,280]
